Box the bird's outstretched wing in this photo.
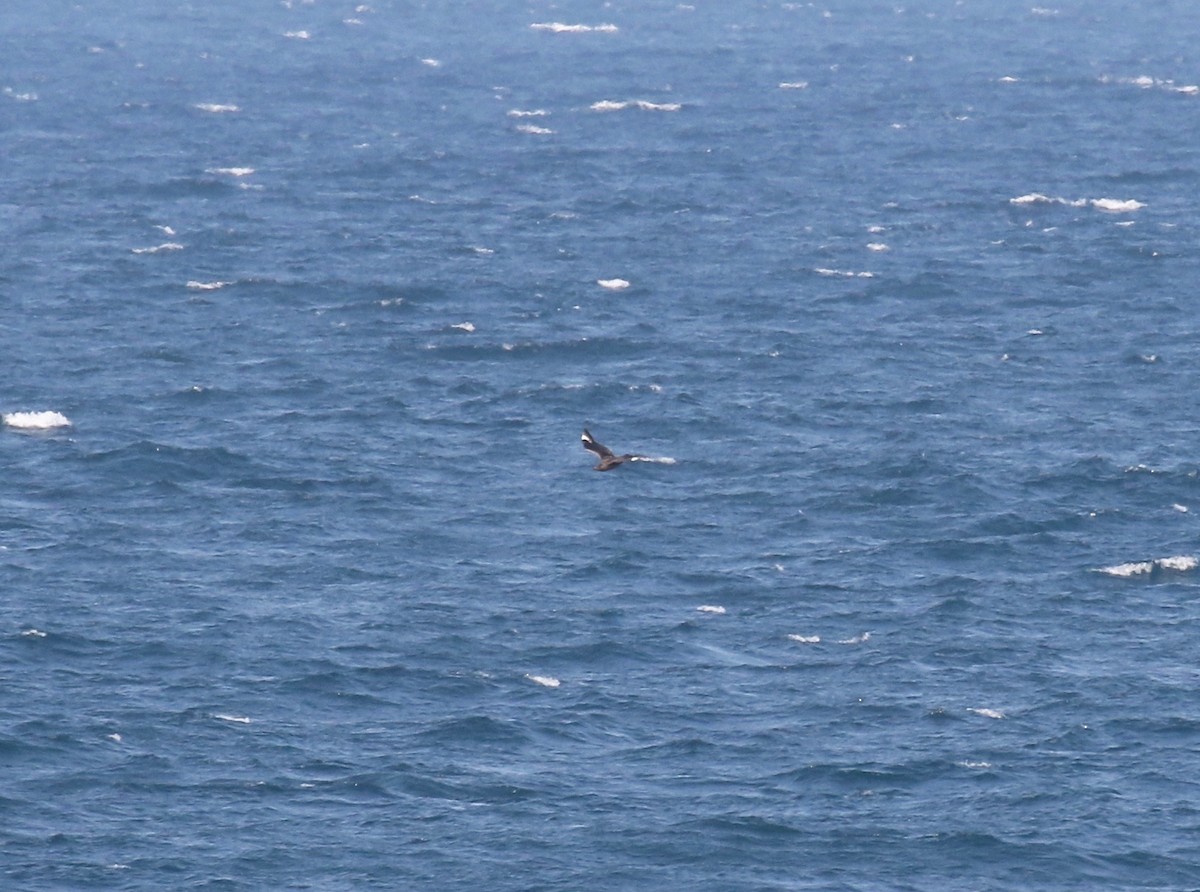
[581,428,615,459]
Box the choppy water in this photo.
[4,2,1200,889]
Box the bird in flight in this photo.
[581,428,649,471]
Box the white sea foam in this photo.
[186,280,232,291]
[837,632,871,645]
[787,634,820,644]
[132,242,184,254]
[866,242,890,252]
[1010,193,1145,212]
[194,102,239,113]
[107,733,122,743]
[213,713,251,724]
[957,760,992,769]
[1090,197,1145,213]
[283,30,311,40]
[1098,555,1198,577]
[597,278,630,290]
[778,81,809,90]
[206,167,255,177]
[1172,503,1188,513]
[4,87,39,101]
[1102,74,1200,96]
[697,605,726,614]
[156,225,176,236]
[420,58,441,68]
[969,708,1006,720]
[508,109,549,117]
[531,22,618,33]
[590,99,681,112]
[516,123,554,135]
[4,411,72,429]
[814,268,875,278]
[21,628,47,637]
[526,674,561,687]
[629,455,676,465]
[451,321,475,332]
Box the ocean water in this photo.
[4,1,1200,888]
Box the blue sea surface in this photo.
[4,1,1200,889]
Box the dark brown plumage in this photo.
[581,428,645,471]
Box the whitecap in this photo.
[283,30,311,40]
[451,322,475,332]
[1158,555,1198,571]
[629,456,676,465]
[778,81,808,90]
[132,242,184,254]
[1009,193,1144,212]
[837,632,871,645]
[1097,555,1197,577]
[4,411,72,429]
[516,123,554,135]
[213,713,251,724]
[470,246,494,255]
[866,242,890,252]
[156,225,176,236]
[597,278,630,290]
[697,605,726,614]
[526,674,561,687]
[3,87,39,101]
[508,109,549,117]
[787,634,820,644]
[420,58,441,67]
[186,280,232,291]
[21,628,47,637]
[107,733,122,743]
[969,708,1005,720]
[814,267,874,278]
[531,22,618,33]
[590,99,680,112]
[957,760,992,769]
[1090,197,1145,213]
[1172,503,1188,513]
[206,167,255,177]
[193,102,239,113]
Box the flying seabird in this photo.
[581,428,647,471]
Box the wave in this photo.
[186,280,232,291]
[131,242,184,254]
[515,123,554,135]
[1101,74,1200,96]
[590,99,681,112]
[206,167,255,177]
[1096,555,1198,577]
[531,22,618,33]
[597,278,630,290]
[525,674,560,688]
[1009,193,1145,213]
[814,267,875,278]
[212,713,252,724]
[3,410,71,430]
[193,102,239,113]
